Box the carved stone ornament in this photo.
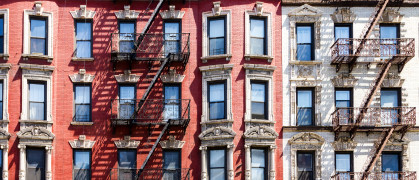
[254,2,264,16]
[330,8,356,23]
[114,70,140,83]
[17,127,55,140]
[212,1,222,16]
[199,127,236,141]
[380,8,403,23]
[159,136,185,149]
[70,5,96,19]
[161,69,185,83]
[381,73,404,87]
[114,136,140,149]
[0,129,10,140]
[289,4,322,50]
[69,135,95,149]
[331,73,358,87]
[160,5,185,19]
[288,4,322,17]
[243,126,278,139]
[34,2,43,15]
[69,69,95,83]
[288,132,324,146]
[332,137,357,151]
[115,5,140,19]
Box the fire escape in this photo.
[329,0,416,179]
[109,0,191,179]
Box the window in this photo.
[296,24,314,61]
[0,149,2,180]
[0,16,3,54]
[0,81,3,119]
[297,151,314,180]
[208,82,226,120]
[208,149,226,180]
[251,148,267,180]
[73,150,91,180]
[75,20,92,58]
[251,81,267,119]
[29,81,46,120]
[118,149,136,180]
[382,153,400,179]
[164,84,180,121]
[208,17,225,56]
[380,24,400,58]
[119,21,135,53]
[30,17,47,55]
[119,85,136,119]
[250,17,266,55]
[335,89,352,124]
[74,85,91,122]
[334,24,352,55]
[297,88,314,126]
[27,148,46,180]
[164,21,181,56]
[163,150,181,180]
[381,89,400,125]
[335,152,352,178]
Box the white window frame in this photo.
[70,5,96,61]
[0,9,9,60]
[201,1,232,62]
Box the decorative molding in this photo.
[17,127,55,140]
[199,127,236,141]
[160,5,185,19]
[0,64,11,123]
[161,69,185,83]
[159,136,185,149]
[331,73,358,87]
[70,5,96,19]
[289,79,322,126]
[34,2,43,15]
[254,2,264,16]
[332,137,357,151]
[381,73,404,87]
[0,9,9,60]
[114,70,140,83]
[330,7,356,23]
[212,1,222,16]
[243,126,278,139]
[115,5,140,19]
[0,129,10,140]
[288,132,325,146]
[375,134,410,172]
[379,8,403,23]
[69,69,95,83]
[20,63,55,72]
[114,136,140,149]
[244,4,272,61]
[69,135,95,149]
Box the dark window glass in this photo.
[381,89,400,125]
[118,150,136,180]
[334,24,352,55]
[164,84,180,120]
[74,85,91,122]
[119,21,135,53]
[209,149,226,180]
[297,89,314,126]
[0,81,3,119]
[335,89,352,124]
[73,150,91,180]
[29,82,46,120]
[119,85,136,119]
[380,24,399,58]
[30,18,47,55]
[163,150,181,180]
[208,18,225,55]
[296,24,313,61]
[27,148,45,180]
[0,16,3,54]
[251,82,267,119]
[164,21,181,55]
[251,149,266,180]
[297,152,314,180]
[209,82,226,120]
[76,21,92,58]
[382,153,400,179]
[250,18,266,55]
[0,149,2,180]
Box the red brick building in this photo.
[0,0,282,179]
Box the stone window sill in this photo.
[244,119,274,124]
[71,122,94,126]
[244,54,273,62]
[22,54,53,62]
[0,54,9,61]
[201,54,232,63]
[19,120,53,124]
[289,60,322,65]
[201,119,234,125]
[71,57,94,62]
[0,120,9,124]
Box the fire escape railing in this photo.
[331,171,417,180]
[110,168,191,180]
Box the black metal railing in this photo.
[110,168,190,180]
[331,171,417,180]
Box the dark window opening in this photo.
[75,20,92,58]
[297,88,314,126]
[250,17,267,55]
[251,81,268,119]
[73,150,91,180]
[297,151,314,180]
[74,85,91,122]
[118,149,136,180]
[119,85,136,119]
[119,21,135,53]
[30,17,47,55]
[208,17,226,56]
[208,149,226,180]
[163,150,181,179]
[29,81,46,120]
[27,148,46,180]
[208,81,226,120]
[296,24,314,61]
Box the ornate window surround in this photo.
[69,135,95,149]
[374,134,410,172]
[288,132,324,180]
[114,70,140,84]
[0,9,9,60]
[159,136,185,149]
[114,5,140,20]
[0,64,11,123]
[113,136,140,149]
[244,2,273,62]
[17,144,53,180]
[201,1,232,62]
[22,2,54,61]
[330,7,356,23]
[288,4,322,62]
[160,5,185,19]
[69,69,95,125]
[199,144,235,180]
[70,5,96,62]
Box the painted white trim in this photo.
[0,9,9,60]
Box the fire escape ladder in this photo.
[347,0,390,72]
[361,127,395,180]
[136,122,171,179]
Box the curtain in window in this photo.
[29,83,45,120]
[209,19,225,55]
[250,19,265,55]
[209,83,225,120]
[297,90,312,125]
[296,26,312,61]
[164,86,180,121]
[76,22,92,58]
[30,19,46,55]
[75,86,90,122]
[119,22,135,53]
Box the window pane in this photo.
[74,151,91,169]
[0,18,3,36]
[0,37,3,54]
[250,38,264,55]
[74,169,90,180]
[251,102,265,117]
[380,26,398,39]
[381,90,398,107]
[336,90,350,101]
[209,84,225,102]
[75,105,90,122]
[163,151,180,169]
[297,90,312,107]
[120,22,135,35]
[251,168,264,180]
[120,86,135,100]
[296,44,311,61]
[0,82,2,100]
[30,38,46,55]
[297,26,312,43]
[251,83,265,102]
[297,153,313,171]
[31,19,46,38]
[0,149,2,169]
[76,41,92,58]
[251,149,265,168]
[119,41,135,53]
[210,168,225,180]
[209,149,225,168]
[336,154,351,172]
[209,102,224,120]
[335,26,350,41]
[76,22,92,40]
[209,19,224,38]
[382,154,399,171]
[30,102,44,120]
[165,86,180,100]
[250,19,265,38]
[297,108,312,126]
[336,101,350,108]
[118,150,136,168]
[27,149,45,180]
[209,38,225,55]
[75,86,90,104]
[164,22,180,34]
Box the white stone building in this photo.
[281,1,419,179]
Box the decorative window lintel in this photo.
[69,69,95,83]
[69,135,95,149]
[114,136,140,149]
[114,5,139,19]
[70,5,96,19]
[160,5,185,19]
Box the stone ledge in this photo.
[19,63,55,72]
[244,119,275,124]
[201,54,232,63]
[0,54,9,61]
[19,120,53,124]
[71,57,94,62]
[70,122,94,126]
[21,54,53,62]
[244,54,274,62]
[283,126,333,132]
[200,119,234,125]
[243,64,276,71]
[289,60,322,65]
[0,120,9,124]
[199,64,234,72]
